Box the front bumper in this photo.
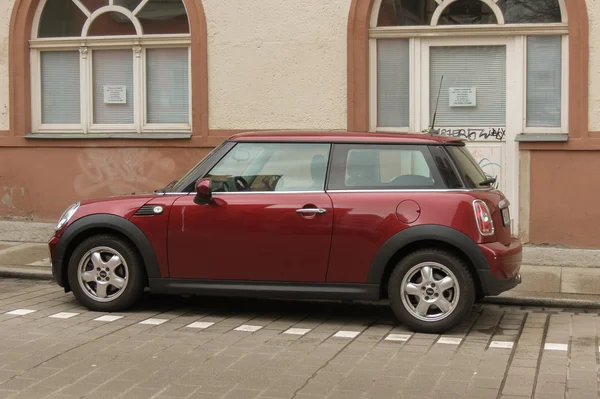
[477,237,523,296]
[48,235,63,287]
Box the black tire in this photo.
[67,234,146,312]
[388,248,475,334]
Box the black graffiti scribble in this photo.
[439,128,481,141]
[439,127,506,141]
[479,128,506,141]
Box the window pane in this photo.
[345,147,434,188]
[498,0,562,24]
[113,0,143,12]
[438,0,497,25]
[447,146,488,188]
[377,0,437,26]
[207,143,331,192]
[38,0,86,38]
[80,0,108,13]
[88,12,137,36]
[41,51,80,124]
[527,36,562,127]
[138,0,189,34]
[146,48,189,124]
[328,145,444,190]
[430,46,506,127]
[377,39,409,128]
[93,50,134,124]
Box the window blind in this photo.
[377,39,410,128]
[41,51,80,124]
[93,50,134,124]
[429,45,506,127]
[526,36,562,128]
[146,48,189,124]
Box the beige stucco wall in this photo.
[0,0,13,131]
[588,0,600,131]
[203,0,349,130]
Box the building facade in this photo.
[0,0,596,248]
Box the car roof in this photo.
[228,130,464,145]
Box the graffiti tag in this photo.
[73,148,177,197]
[438,127,506,142]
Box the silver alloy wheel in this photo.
[400,262,460,322]
[77,246,129,302]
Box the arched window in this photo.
[370,0,568,134]
[30,0,191,134]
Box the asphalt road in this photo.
[0,278,598,399]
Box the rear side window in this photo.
[446,146,488,188]
[328,144,445,190]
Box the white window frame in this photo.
[369,0,569,136]
[522,34,569,134]
[30,0,192,135]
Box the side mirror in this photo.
[194,178,212,205]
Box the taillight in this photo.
[473,200,495,236]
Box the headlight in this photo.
[55,202,80,232]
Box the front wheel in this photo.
[67,235,145,312]
[388,249,475,334]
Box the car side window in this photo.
[328,144,446,190]
[206,143,331,192]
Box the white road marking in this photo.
[139,318,168,325]
[49,312,79,319]
[333,330,361,339]
[437,337,462,345]
[489,341,514,349]
[5,309,37,316]
[186,321,215,329]
[234,325,263,332]
[385,334,412,342]
[94,315,124,322]
[544,343,568,351]
[283,328,311,335]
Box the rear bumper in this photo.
[477,237,523,296]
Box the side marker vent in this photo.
[134,205,160,216]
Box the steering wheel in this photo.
[220,181,232,192]
[234,176,249,191]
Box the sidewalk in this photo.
[1,220,600,307]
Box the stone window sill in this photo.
[24,133,192,140]
[515,133,568,142]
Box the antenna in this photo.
[430,75,444,134]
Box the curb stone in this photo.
[0,266,53,281]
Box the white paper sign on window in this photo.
[449,87,476,107]
[103,85,127,104]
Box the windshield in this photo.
[446,146,490,188]
[169,142,228,192]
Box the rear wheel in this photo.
[388,249,475,334]
[67,235,145,312]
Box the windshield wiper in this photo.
[479,177,497,187]
[155,180,178,194]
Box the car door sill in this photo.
[149,279,380,301]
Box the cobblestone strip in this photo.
[524,312,563,399]
[565,313,598,399]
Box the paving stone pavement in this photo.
[0,278,599,399]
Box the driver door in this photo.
[167,142,334,282]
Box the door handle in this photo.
[296,208,327,215]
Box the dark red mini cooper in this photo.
[49,131,522,333]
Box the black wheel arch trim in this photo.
[367,225,489,284]
[53,214,161,289]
